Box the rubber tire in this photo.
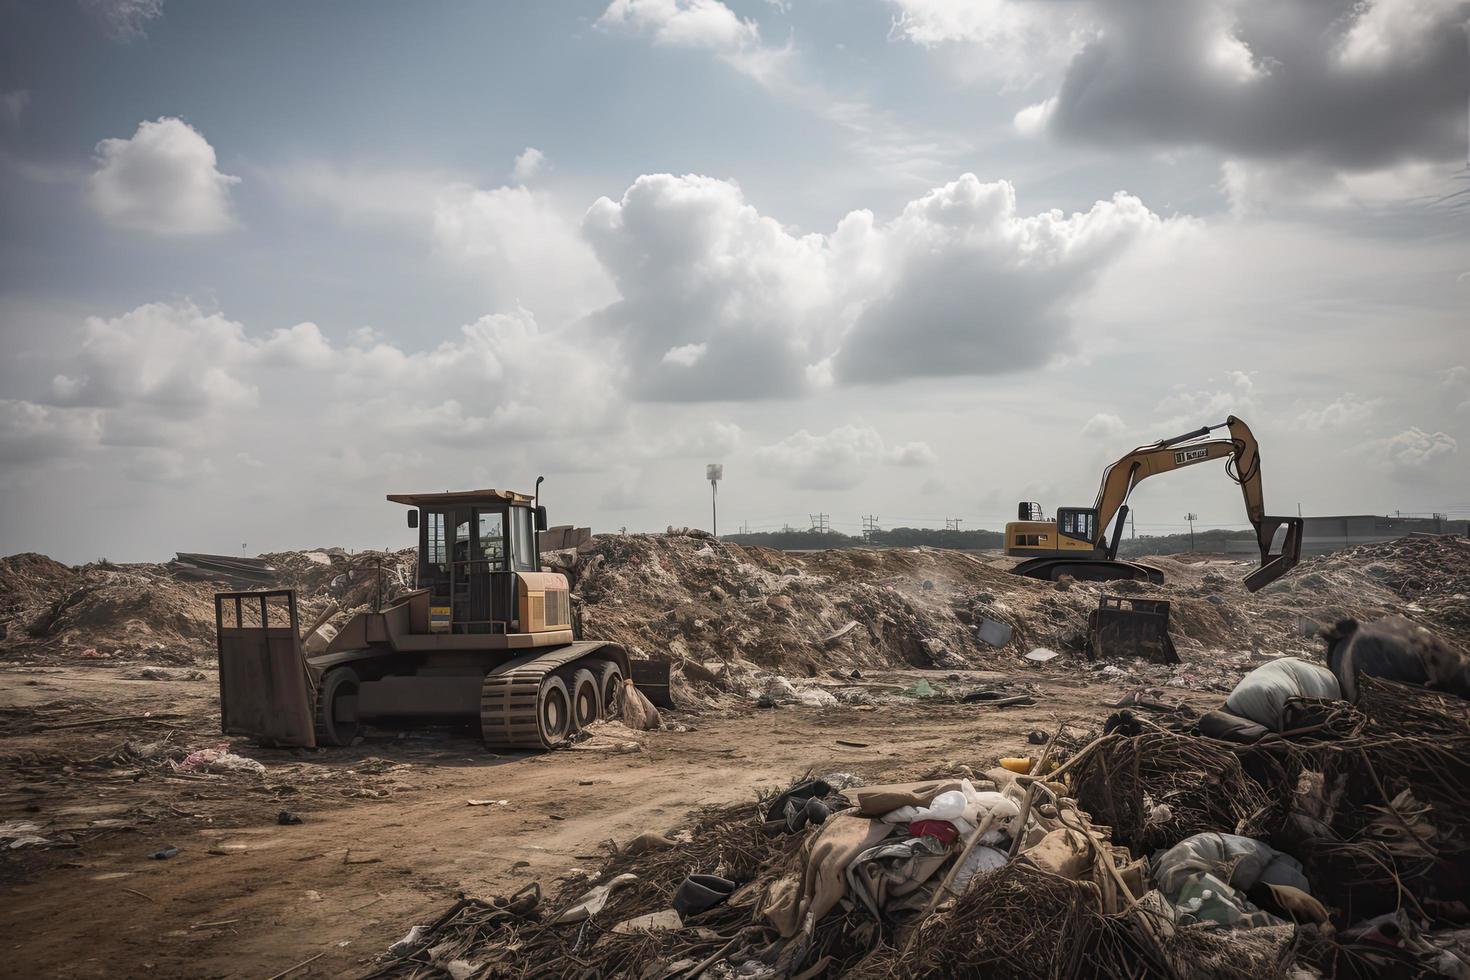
[537,675,572,746]
[593,660,624,720]
[314,667,362,747]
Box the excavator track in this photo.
[1012,556,1165,586]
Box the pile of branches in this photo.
[369,796,809,980]
[1240,677,1470,926]
[1068,723,1272,852]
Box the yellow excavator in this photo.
[1005,416,1302,592]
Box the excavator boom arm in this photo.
[1087,416,1300,591]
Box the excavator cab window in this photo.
[1057,507,1097,543]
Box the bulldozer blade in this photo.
[630,657,674,709]
[216,589,317,747]
[1243,517,1304,593]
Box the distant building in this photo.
[1226,515,1468,557]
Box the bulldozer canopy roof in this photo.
[386,489,535,507]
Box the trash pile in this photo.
[370,615,1470,979]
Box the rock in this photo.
[1054,576,1073,591]
[766,595,793,612]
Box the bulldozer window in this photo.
[477,511,505,566]
[510,507,536,571]
[426,512,447,569]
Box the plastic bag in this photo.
[621,680,662,731]
[1224,658,1340,730]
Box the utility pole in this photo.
[1129,511,1135,540]
[809,513,830,534]
[861,515,879,542]
[707,464,723,538]
[1185,513,1198,552]
[944,517,963,531]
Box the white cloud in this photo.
[51,301,260,414]
[1372,427,1458,472]
[1081,413,1126,439]
[1013,97,1056,137]
[661,342,708,367]
[755,424,936,489]
[1295,395,1382,431]
[1155,372,1258,429]
[80,0,164,42]
[432,184,617,323]
[584,172,1168,400]
[886,0,1088,83]
[89,117,239,235]
[512,147,546,183]
[598,0,762,56]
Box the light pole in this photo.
[707,464,723,537]
[1185,513,1197,552]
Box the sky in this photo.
[1,0,1467,564]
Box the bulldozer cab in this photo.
[392,490,546,635]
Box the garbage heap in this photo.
[370,614,1470,979]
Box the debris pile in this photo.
[371,616,1470,979]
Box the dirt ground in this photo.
[3,534,1465,977]
[0,664,1207,979]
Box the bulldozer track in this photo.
[480,662,562,750]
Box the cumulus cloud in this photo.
[1372,427,1458,472]
[512,147,546,183]
[0,299,619,481]
[0,400,102,464]
[755,424,936,490]
[598,0,763,57]
[89,117,239,235]
[79,0,164,42]
[584,172,1166,400]
[432,184,617,323]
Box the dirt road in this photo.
[0,665,1200,978]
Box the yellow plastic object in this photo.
[999,757,1033,774]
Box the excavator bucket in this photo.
[1243,517,1304,593]
[215,589,317,747]
[1087,596,1179,665]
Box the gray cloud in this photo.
[1039,0,1468,170]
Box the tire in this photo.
[537,675,572,745]
[314,667,362,747]
[558,667,601,731]
[592,660,624,720]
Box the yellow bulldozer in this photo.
[214,486,667,751]
[1006,416,1302,592]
